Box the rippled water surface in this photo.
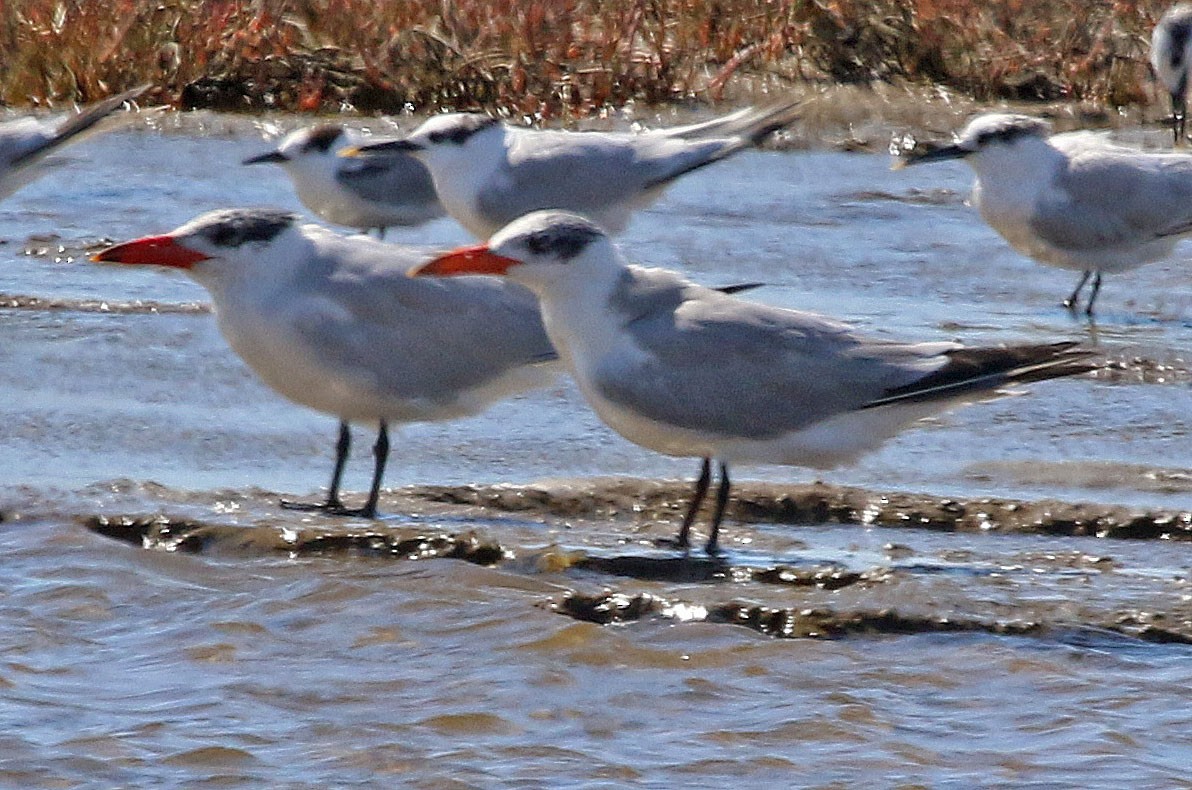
[0,111,1190,787]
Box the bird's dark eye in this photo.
[523,222,601,261]
[209,225,238,246]
[201,209,296,248]
[303,125,344,153]
[974,120,1046,147]
[426,116,498,146]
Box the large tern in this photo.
[93,208,558,517]
[1152,3,1192,145]
[413,210,1094,554]
[896,113,1192,315]
[0,85,148,201]
[243,124,444,237]
[347,101,801,239]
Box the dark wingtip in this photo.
[867,342,1097,409]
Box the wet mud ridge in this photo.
[0,291,210,315]
[412,479,1192,540]
[75,479,1192,646]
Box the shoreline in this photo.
[0,1,1174,127]
[3,478,1183,542]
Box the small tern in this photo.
[0,85,149,201]
[896,112,1192,315]
[1152,4,1192,144]
[346,101,800,239]
[93,208,558,517]
[412,210,1095,554]
[243,124,444,237]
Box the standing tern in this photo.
[896,113,1192,315]
[412,210,1095,554]
[0,85,148,201]
[93,208,558,518]
[1152,3,1192,145]
[346,100,801,239]
[243,124,444,237]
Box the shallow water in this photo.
[0,111,1190,787]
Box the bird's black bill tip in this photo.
[892,142,969,170]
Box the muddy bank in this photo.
[59,479,1192,551]
[160,84,1173,153]
[412,479,1192,540]
[553,591,1192,645]
[86,513,506,564]
[79,501,1192,646]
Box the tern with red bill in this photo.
[243,124,443,237]
[346,100,801,240]
[0,85,149,201]
[412,210,1095,555]
[93,208,558,518]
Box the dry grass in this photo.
[0,0,1167,116]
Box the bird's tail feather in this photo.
[863,341,1097,410]
[664,99,801,145]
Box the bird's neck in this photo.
[192,236,314,308]
[426,137,508,238]
[531,269,625,371]
[970,140,1063,222]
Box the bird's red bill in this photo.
[91,235,210,268]
[411,245,519,277]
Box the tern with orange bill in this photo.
[93,208,558,518]
[413,210,1095,554]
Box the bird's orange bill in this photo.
[410,245,520,277]
[91,235,211,269]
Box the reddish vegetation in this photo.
[0,0,1167,116]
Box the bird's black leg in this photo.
[666,457,711,550]
[704,463,731,556]
[281,420,352,512]
[359,420,390,519]
[1173,89,1187,145]
[1084,272,1103,317]
[1063,270,1091,311]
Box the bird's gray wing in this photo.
[475,130,737,224]
[1031,141,1192,249]
[0,118,53,168]
[0,119,60,199]
[287,236,554,404]
[335,154,444,219]
[591,270,945,440]
[10,85,149,168]
[0,86,148,199]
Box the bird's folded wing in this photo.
[592,289,945,440]
[289,244,555,401]
[1032,147,1192,249]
